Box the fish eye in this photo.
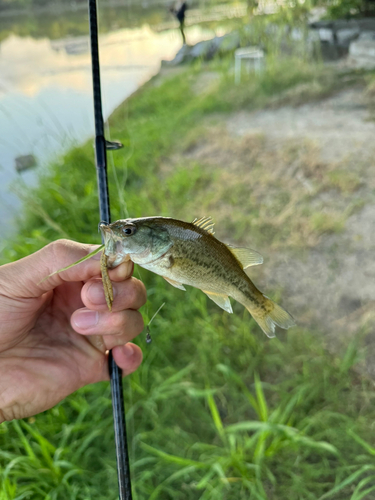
[123,226,136,236]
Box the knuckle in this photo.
[112,312,126,331]
[134,312,145,332]
[48,239,81,268]
[48,239,71,260]
[133,279,147,305]
[124,283,137,306]
[125,278,146,307]
[46,240,100,277]
[112,311,144,337]
[44,240,72,274]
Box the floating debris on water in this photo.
[15,154,37,173]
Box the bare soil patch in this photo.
[172,87,375,363]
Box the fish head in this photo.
[100,217,173,267]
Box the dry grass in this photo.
[165,126,365,250]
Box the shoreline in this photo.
[0,0,170,18]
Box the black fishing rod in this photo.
[88,1,133,499]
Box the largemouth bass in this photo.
[100,216,295,338]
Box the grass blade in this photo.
[38,245,104,284]
[206,385,224,439]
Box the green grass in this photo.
[1,33,375,500]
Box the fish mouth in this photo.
[99,224,111,244]
[99,223,120,240]
[99,222,110,233]
[99,223,124,260]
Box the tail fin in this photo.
[245,296,295,338]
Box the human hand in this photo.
[0,239,146,422]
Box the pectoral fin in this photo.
[226,246,263,268]
[163,276,186,291]
[202,290,233,313]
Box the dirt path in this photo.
[178,86,375,365]
[229,88,375,364]
[226,88,375,163]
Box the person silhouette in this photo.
[170,1,188,45]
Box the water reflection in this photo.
[0,22,220,239]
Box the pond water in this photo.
[0,3,227,242]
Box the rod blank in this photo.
[88,1,133,498]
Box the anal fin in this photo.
[202,290,233,313]
[163,276,186,291]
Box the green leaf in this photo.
[318,466,375,500]
[348,429,375,456]
[206,385,224,439]
[254,373,268,422]
[140,443,208,469]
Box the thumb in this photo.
[0,240,103,299]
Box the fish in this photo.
[100,216,295,338]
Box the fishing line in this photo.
[145,302,166,343]
[105,98,135,217]
[134,266,165,343]
[118,111,135,193]
[105,121,129,217]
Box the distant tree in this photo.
[326,0,375,18]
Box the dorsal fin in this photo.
[226,245,263,268]
[192,216,215,235]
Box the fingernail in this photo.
[115,261,133,280]
[123,344,134,358]
[87,282,115,305]
[73,310,99,329]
